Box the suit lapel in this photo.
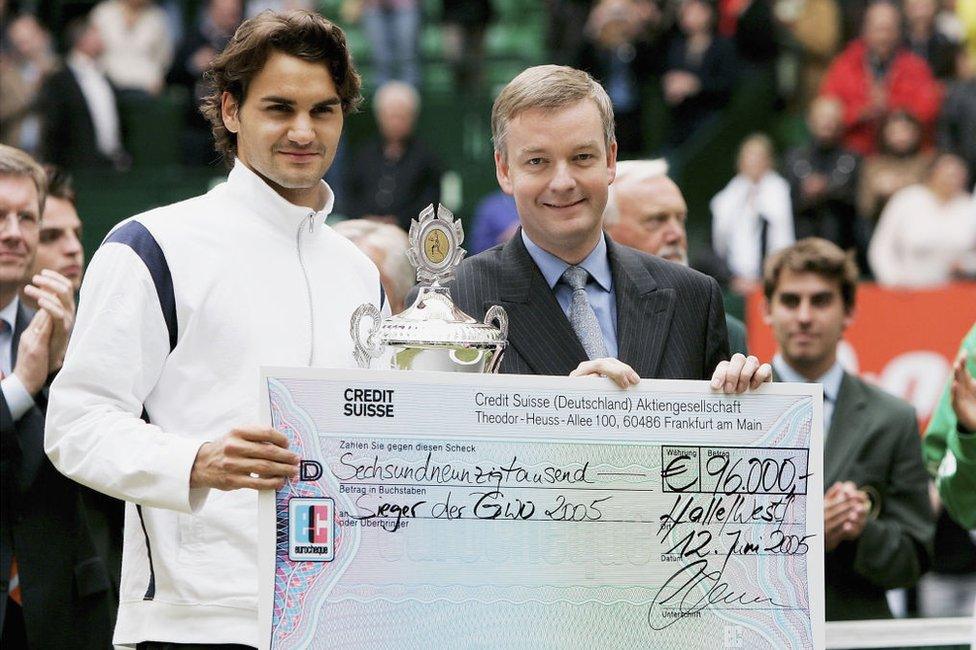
[824,372,867,486]
[608,240,674,378]
[488,233,587,376]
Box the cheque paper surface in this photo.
[258,369,824,650]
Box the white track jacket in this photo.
[45,161,385,645]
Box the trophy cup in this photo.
[350,204,508,373]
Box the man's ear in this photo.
[842,305,855,332]
[495,150,514,196]
[221,91,241,134]
[606,139,618,185]
[762,296,773,326]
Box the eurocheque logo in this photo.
[289,497,335,562]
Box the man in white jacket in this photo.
[44,11,386,648]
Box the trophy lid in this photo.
[382,204,506,348]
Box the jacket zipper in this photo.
[296,212,316,365]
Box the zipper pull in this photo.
[308,212,315,233]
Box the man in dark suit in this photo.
[446,65,768,390]
[762,237,934,620]
[0,144,115,647]
[37,16,126,171]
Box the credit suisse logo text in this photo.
[343,387,394,417]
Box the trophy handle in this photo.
[484,305,508,374]
[350,303,382,369]
[485,305,508,339]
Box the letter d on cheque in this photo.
[300,460,323,481]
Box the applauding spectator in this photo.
[869,153,976,287]
[821,0,941,156]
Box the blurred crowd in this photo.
[1,1,974,297]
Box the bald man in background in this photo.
[604,159,749,355]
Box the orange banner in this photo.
[746,282,976,429]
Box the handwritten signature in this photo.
[647,545,790,630]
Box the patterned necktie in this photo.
[561,266,608,360]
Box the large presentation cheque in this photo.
[258,369,824,649]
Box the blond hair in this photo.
[0,144,47,214]
[491,65,615,159]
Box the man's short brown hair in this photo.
[0,144,47,215]
[200,10,363,165]
[44,165,76,207]
[491,65,615,159]
[763,238,859,311]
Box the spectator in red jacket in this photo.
[820,0,941,156]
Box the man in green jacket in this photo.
[923,324,976,529]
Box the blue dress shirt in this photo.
[773,353,845,435]
[521,230,618,358]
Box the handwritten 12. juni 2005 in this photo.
[258,368,825,650]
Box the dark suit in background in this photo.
[1,302,116,647]
[444,232,730,379]
[819,371,933,620]
[36,64,121,171]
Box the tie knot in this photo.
[561,265,589,291]
[0,319,10,336]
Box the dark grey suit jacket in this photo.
[821,371,933,621]
[1,301,116,647]
[441,231,730,379]
[772,367,934,620]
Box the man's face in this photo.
[495,99,617,262]
[0,174,40,294]
[863,3,901,61]
[32,196,83,291]
[222,50,344,207]
[607,175,688,264]
[764,270,851,371]
[376,94,416,144]
[808,99,843,144]
[738,140,772,182]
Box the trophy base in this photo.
[390,345,503,373]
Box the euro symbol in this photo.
[299,460,323,481]
[661,455,697,492]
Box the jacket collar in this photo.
[225,159,335,234]
[487,230,672,377]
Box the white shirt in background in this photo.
[868,184,976,288]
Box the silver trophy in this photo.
[350,204,508,373]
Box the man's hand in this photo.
[950,350,976,431]
[570,358,640,389]
[801,173,828,199]
[190,426,300,491]
[22,269,75,373]
[13,309,53,395]
[710,353,772,394]
[823,481,869,551]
